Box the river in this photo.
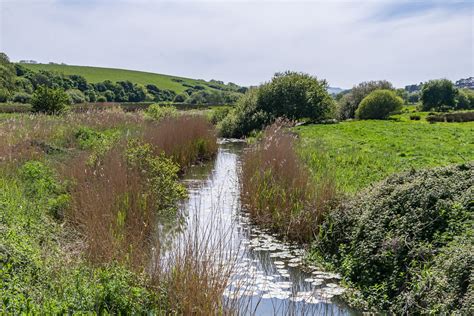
[179,141,360,315]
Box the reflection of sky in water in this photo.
[180,142,360,315]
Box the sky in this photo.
[1,0,473,88]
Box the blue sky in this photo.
[1,0,472,88]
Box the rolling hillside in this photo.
[19,63,236,94]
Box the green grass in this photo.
[20,63,228,94]
[295,118,474,193]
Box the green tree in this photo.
[219,71,333,137]
[421,79,457,111]
[337,80,394,120]
[355,89,403,119]
[0,52,16,98]
[31,86,70,114]
[455,89,474,110]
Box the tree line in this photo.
[0,52,242,105]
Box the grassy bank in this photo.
[295,118,474,193]
[240,113,473,314]
[0,109,232,313]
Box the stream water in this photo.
[179,141,360,315]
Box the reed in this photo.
[240,121,337,242]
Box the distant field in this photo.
[20,63,226,94]
[295,117,474,193]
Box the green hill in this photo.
[19,63,234,94]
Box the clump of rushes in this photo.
[62,140,186,268]
[240,121,337,242]
[143,115,218,170]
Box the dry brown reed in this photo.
[60,143,156,267]
[143,114,218,170]
[241,121,337,243]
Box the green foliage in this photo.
[219,71,333,137]
[18,161,70,220]
[145,104,179,121]
[218,88,270,138]
[66,89,86,104]
[126,140,187,219]
[355,89,403,119]
[456,89,474,110]
[421,79,457,111]
[209,106,230,125]
[0,89,10,102]
[74,127,120,155]
[313,163,473,313]
[296,119,474,193]
[337,80,394,120]
[20,63,244,96]
[31,86,70,114]
[0,52,16,92]
[12,92,31,104]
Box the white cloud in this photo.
[1,0,472,88]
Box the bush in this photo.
[355,89,403,119]
[209,107,230,125]
[97,95,107,102]
[456,89,474,110]
[409,115,421,120]
[314,163,474,313]
[421,79,457,111]
[12,92,31,104]
[218,71,333,137]
[426,111,474,123]
[145,104,179,121]
[337,80,394,120]
[66,89,86,104]
[173,93,187,103]
[0,88,9,102]
[31,86,70,114]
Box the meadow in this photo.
[295,117,474,193]
[21,63,231,94]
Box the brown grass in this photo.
[143,115,218,170]
[240,121,337,242]
[60,143,156,267]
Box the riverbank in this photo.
[0,110,224,313]
[238,117,473,314]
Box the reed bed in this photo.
[143,114,218,170]
[240,121,337,243]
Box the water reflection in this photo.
[178,141,360,315]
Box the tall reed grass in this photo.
[143,115,218,170]
[240,121,337,242]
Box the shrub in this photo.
[97,95,107,102]
[66,89,86,104]
[12,92,31,104]
[209,107,230,125]
[421,79,457,111]
[456,89,474,110]
[0,88,9,102]
[314,163,474,313]
[31,86,70,114]
[355,89,403,119]
[173,93,187,103]
[337,80,394,120]
[240,121,336,242]
[426,111,474,123]
[145,104,179,121]
[218,72,333,138]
